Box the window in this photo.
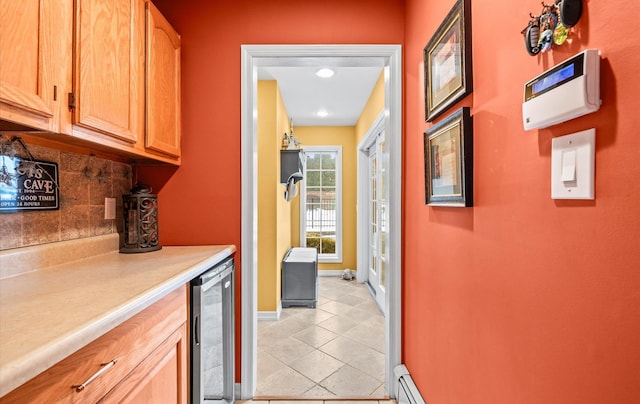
[300,146,342,262]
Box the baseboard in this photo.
[318,269,346,277]
[254,394,389,401]
[257,301,282,321]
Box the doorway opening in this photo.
[240,44,402,399]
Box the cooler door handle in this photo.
[193,314,200,345]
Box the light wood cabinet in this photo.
[0,0,182,165]
[100,323,187,403]
[0,287,188,404]
[71,0,145,145]
[145,1,181,159]
[0,0,72,133]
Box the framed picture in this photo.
[424,107,473,207]
[424,0,472,122]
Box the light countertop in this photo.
[0,243,236,397]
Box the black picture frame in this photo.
[424,107,473,207]
[424,0,473,122]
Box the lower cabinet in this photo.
[0,286,188,404]
[100,323,187,403]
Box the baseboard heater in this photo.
[394,365,426,404]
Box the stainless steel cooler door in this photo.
[191,259,235,404]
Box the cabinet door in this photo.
[0,0,72,132]
[99,323,188,403]
[145,2,181,158]
[73,0,144,143]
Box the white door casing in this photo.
[241,44,402,399]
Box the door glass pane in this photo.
[380,202,386,253]
[369,151,377,275]
[202,282,223,398]
[379,138,388,288]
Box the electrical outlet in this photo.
[104,198,116,220]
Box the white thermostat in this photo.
[523,49,601,130]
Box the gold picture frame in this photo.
[424,0,473,122]
[424,107,473,207]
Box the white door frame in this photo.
[240,44,402,399]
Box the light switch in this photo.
[551,129,595,200]
[561,149,577,182]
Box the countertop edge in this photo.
[0,245,236,398]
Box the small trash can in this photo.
[281,247,318,308]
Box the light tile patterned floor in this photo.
[257,276,386,399]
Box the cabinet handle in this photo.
[72,359,117,392]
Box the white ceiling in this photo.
[258,60,384,127]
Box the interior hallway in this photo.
[256,276,386,398]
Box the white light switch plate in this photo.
[104,197,116,219]
[551,128,595,199]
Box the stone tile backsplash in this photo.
[0,142,132,251]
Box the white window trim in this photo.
[299,145,343,263]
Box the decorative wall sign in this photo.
[424,0,473,122]
[0,157,60,212]
[424,107,473,207]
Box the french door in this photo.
[367,132,387,312]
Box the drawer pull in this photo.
[72,359,117,392]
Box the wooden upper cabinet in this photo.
[0,0,181,165]
[145,2,181,159]
[0,0,72,132]
[73,0,145,144]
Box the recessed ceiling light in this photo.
[315,68,335,78]
[317,109,329,118]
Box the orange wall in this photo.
[137,0,404,381]
[404,1,640,403]
[137,0,640,399]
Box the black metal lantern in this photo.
[120,182,162,253]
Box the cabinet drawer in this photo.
[0,286,187,403]
[99,321,187,403]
